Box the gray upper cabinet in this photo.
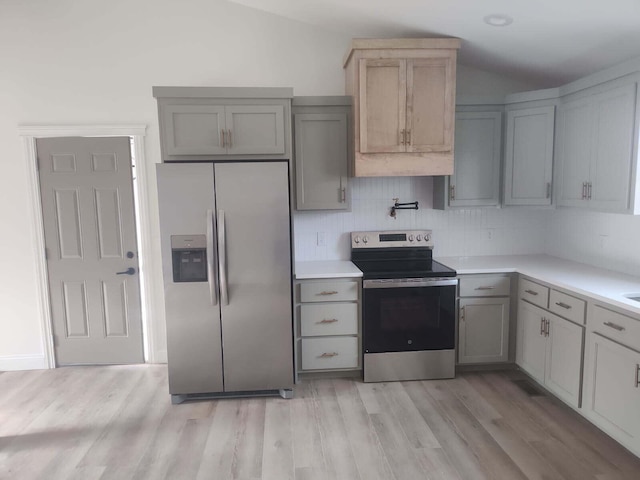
[153,87,292,162]
[504,105,555,206]
[556,81,637,213]
[292,97,352,211]
[434,110,502,209]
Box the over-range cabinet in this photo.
[157,162,294,403]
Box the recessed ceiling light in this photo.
[484,14,514,27]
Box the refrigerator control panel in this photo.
[171,235,207,283]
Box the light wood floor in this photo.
[1,365,639,480]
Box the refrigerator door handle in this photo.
[218,209,229,305]
[206,209,218,306]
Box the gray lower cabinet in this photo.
[292,97,352,210]
[295,278,361,378]
[153,86,291,161]
[504,105,555,206]
[458,274,511,364]
[434,109,502,209]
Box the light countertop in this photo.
[438,254,640,316]
[295,260,363,280]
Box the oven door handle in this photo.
[363,278,458,289]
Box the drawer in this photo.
[300,303,358,337]
[591,305,640,351]
[299,280,358,303]
[301,337,358,370]
[519,278,549,308]
[549,289,586,325]
[459,275,511,297]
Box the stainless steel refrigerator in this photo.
[156,162,294,403]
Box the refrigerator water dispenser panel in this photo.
[171,235,207,283]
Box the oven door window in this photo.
[363,285,455,353]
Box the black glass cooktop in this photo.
[351,247,456,279]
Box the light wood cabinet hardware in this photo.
[603,321,625,332]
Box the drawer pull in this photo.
[635,364,640,388]
[319,352,339,358]
[555,301,572,310]
[525,289,539,296]
[603,321,625,332]
[475,286,495,291]
[318,318,338,324]
[318,291,339,296]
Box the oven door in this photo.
[362,278,457,354]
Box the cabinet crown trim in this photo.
[152,86,294,99]
[343,37,461,66]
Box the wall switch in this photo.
[317,232,326,247]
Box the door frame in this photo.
[18,125,154,368]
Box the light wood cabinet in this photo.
[556,81,637,212]
[153,87,291,162]
[292,97,352,211]
[344,38,461,176]
[458,275,510,364]
[295,278,361,378]
[504,105,555,206]
[434,110,502,209]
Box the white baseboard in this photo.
[0,354,48,371]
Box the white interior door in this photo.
[37,137,143,365]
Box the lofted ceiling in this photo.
[228,0,640,88]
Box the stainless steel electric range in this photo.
[350,230,457,383]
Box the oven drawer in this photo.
[549,289,586,324]
[299,280,359,303]
[591,305,640,351]
[300,303,358,336]
[459,275,511,297]
[519,278,549,308]
[301,337,359,370]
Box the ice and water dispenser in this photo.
[171,235,207,283]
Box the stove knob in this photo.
[425,233,431,242]
[362,235,369,244]
[354,235,360,244]
[408,234,414,242]
[416,234,422,241]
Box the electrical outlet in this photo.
[317,232,326,247]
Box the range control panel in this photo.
[351,230,433,249]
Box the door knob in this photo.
[116,267,136,275]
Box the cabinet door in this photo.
[544,313,583,408]
[225,105,285,155]
[589,83,637,212]
[459,297,509,364]
[516,300,547,383]
[556,96,592,207]
[162,105,227,156]
[358,58,407,153]
[583,333,640,452]
[406,57,455,153]
[504,106,555,206]
[294,113,349,210]
[449,111,502,207]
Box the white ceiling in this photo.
[228,0,640,88]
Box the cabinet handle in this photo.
[450,185,455,201]
[227,129,232,148]
[475,286,495,291]
[582,182,587,200]
[318,318,338,324]
[341,187,346,203]
[545,318,550,337]
[221,129,226,148]
[525,289,539,296]
[603,321,625,332]
[555,301,572,310]
[318,291,338,296]
[635,364,640,388]
[460,306,465,322]
[588,182,592,200]
[540,317,545,336]
[400,129,406,145]
[406,129,411,145]
[546,182,551,199]
[320,352,339,358]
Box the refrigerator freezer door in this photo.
[157,163,223,395]
[214,162,294,391]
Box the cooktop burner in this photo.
[350,230,456,279]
